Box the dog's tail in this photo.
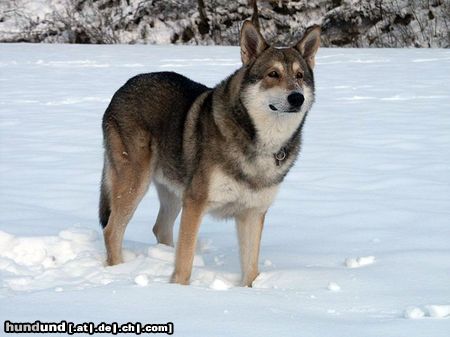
[99,165,111,229]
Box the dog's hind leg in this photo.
[101,125,153,266]
[153,182,181,247]
[235,208,266,287]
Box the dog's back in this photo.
[103,71,209,139]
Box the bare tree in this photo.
[197,0,210,35]
[249,0,261,31]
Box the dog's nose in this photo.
[287,92,304,108]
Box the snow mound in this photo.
[404,307,425,319]
[327,282,341,292]
[134,274,150,287]
[209,277,232,291]
[425,305,450,318]
[405,305,450,319]
[0,227,237,293]
[345,256,376,268]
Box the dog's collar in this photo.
[274,147,287,166]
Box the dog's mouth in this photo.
[269,104,299,113]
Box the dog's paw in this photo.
[170,272,190,285]
[241,272,259,287]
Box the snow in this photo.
[134,274,149,287]
[1,44,450,336]
[327,282,341,292]
[209,278,233,291]
[425,305,450,319]
[405,305,450,320]
[404,306,426,319]
[345,255,376,268]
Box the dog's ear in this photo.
[296,25,321,69]
[240,20,268,66]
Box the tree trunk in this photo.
[197,0,210,35]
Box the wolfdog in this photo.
[99,20,320,286]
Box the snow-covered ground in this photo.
[0,44,449,336]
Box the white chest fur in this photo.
[253,110,305,152]
[207,167,279,218]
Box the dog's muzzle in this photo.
[268,91,305,113]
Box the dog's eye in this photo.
[296,72,304,80]
[268,71,280,79]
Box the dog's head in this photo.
[240,20,320,115]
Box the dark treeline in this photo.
[1,0,448,47]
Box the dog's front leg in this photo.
[170,197,205,285]
[236,208,267,287]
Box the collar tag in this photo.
[274,148,287,166]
